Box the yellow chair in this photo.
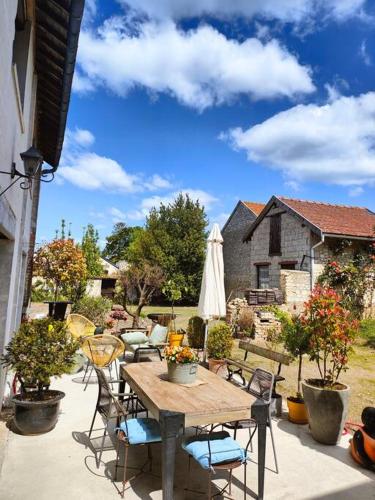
[82,334,124,367]
[66,313,96,340]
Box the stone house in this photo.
[86,257,121,299]
[243,196,375,305]
[0,0,84,406]
[222,201,265,299]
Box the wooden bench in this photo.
[226,340,292,393]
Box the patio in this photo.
[0,367,373,500]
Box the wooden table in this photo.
[121,362,268,499]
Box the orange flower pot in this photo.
[287,397,308,424]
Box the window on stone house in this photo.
[12,0,31,111]
[269,213,281,255]
[257,265,270,289]
[280,263,296,270]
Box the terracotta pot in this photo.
[302,379,350,444]
[287,396,308,424]
[208,358,226,375]
[168,332,184,347]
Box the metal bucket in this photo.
[167,363,198,384]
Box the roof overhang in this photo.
[34,0,84,169]
[243,195,323,242]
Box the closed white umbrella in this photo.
[198,223,226,360]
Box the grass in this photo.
[359,318,375,348]
[140,305,198,330]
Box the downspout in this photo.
[310,232,325,290]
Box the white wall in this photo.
[0,0,37,404]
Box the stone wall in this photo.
[250,208,311,289]
[222,202,257,299]
[280,270,311,313]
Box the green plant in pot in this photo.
[206,322,233,374]
[1,318,79,435]
[162,280,184,346]
[281,315,311,424]
[301,285,358,444]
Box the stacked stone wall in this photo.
[280,270,310,314]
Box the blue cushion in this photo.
[121,331,148,345]
[182,432,247,470]
[149,324,168,345]
[119,418,161,445]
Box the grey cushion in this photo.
[121,331,148,345]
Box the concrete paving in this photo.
[0,368,373,500]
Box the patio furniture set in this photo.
[66,313,274,499]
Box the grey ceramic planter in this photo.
[302,379,350,445]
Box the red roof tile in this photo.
[243,201,266,215]
[278,197,375,238]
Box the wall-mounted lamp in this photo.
[0,147,54,197]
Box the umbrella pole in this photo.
[203,320,209,363]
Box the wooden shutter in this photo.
[269,214,281,255]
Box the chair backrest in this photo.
[82,334,124,367]
[66,314,96,339]
[246,368,274,404]
[93,367,126,419]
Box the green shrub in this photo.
[72,296,112,327]
[207,322,233,360]
[360,319,375,348]
[237,308,255,336]
[187,316,205,348]
[1,318,79,399]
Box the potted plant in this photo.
[165,346,199,384]
[72,296,113,333]
[33,238,87,320]
[162,280,185,347]
[206,322,233,373]
[1,318,79,435]
[281,315,310,424]
[187,316,206,349]
[301,286,359,444]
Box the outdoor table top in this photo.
[121,361,255,428]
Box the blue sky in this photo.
[37,0,375,245]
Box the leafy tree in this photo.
[102,223,141,263]
[81,224,104,278]
[127,193,208,303]
[33,239,87,301]
[116,263,165,327]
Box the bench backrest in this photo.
[238,340,292,365]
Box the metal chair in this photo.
[81,334,124,390]
[224,367,278,474]
[182,423,256,499]
[89,367,147,468]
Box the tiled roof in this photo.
[243,201,266,215]
[278,197,375,238]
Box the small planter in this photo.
[302,379,350,445]
[270,393,282,418]
[167,363,197,384]
[287,396,308,424]
[168,332,184,347]
[208,358,226,375]
[12,390,65,435]
[44,301,72,321]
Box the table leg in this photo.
[159,410,184,500]
[251,400,268,500]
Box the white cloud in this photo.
[118,0,367,23]
[348,186,364,197]
[73,128,95,147]
[72,70,96,93]
[77,20,314,110]
[141,189,218,212]
[359,40,372,66]
[109,207,127,223]
[214,212,231,229]
[221,92,375,187]
[59,127,172,193]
